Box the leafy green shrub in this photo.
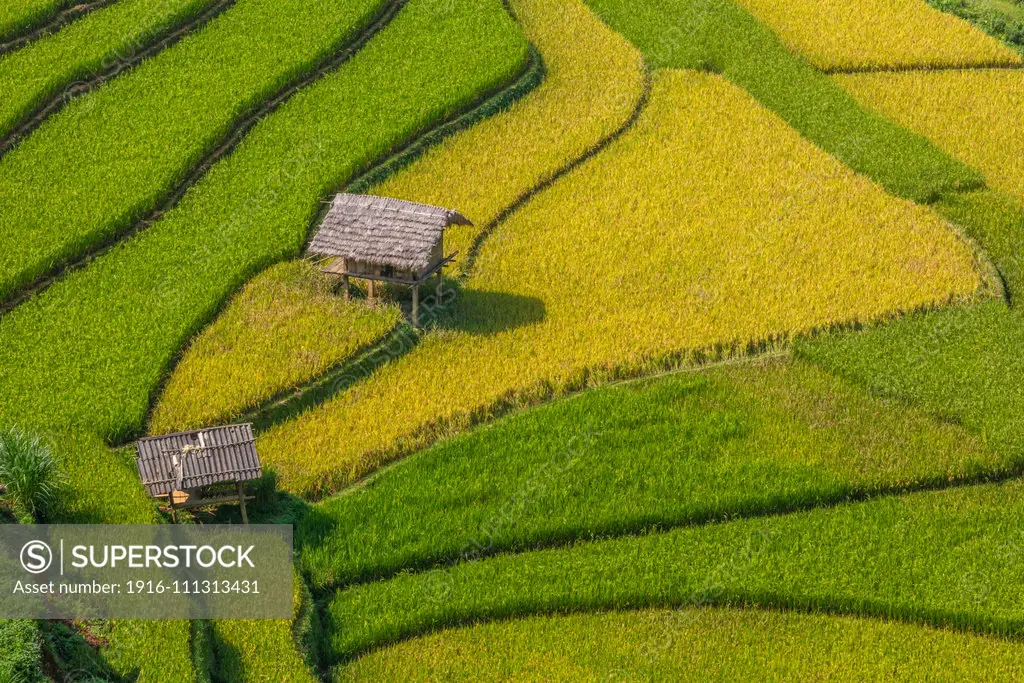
[0,619,45,683]
[0,427,63,522]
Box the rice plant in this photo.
[100,620,195,682]
[0,0,217,141]
[48,433,156,524]
[928,0,1024,54]
[0,0,75,42]
[336,608,1024,681]
[324,478,1024,662]
[150,260,402,433]
[0,426,63,522]
[797,301,1024,459]
[210,571,318,683]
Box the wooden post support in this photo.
[412,284,420,328]
[342,273,349,301]
[436,265,443,302]
[237,481,248,525]
[367,279,375,306]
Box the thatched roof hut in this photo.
[310,194,470,272]
[309,194,470,326]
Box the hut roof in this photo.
[136,424,261,497]
[308,194,472,272]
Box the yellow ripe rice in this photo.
[372,0,646,275]
[836,69,1024,202]
[734,0,1021,71]
[150,261,401,433]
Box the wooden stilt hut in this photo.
[308,194,470,327]
[136,424,262,523]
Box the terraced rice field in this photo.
[259,68,982,496]
[734,0,1021,70]
[0,0,75,40]
[0,0,218,144]
[296,359,1000,589]
[148,0,646,432]
[837,70,1024,201]
[0,0,529,441]
[324,479,1024,661]
[3,0,1024,678]
[0,0,390,302]
[339,608,1024,680]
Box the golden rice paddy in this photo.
[734,0,1021,71]
[373,0,646,275]
[836,69,1024,202]
[150,261,401,433]
[259,70,982,496]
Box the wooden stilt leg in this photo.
[412,284,420,328]
[367,279,375,306]
[342,273,349,301]
[237,481,248,525]
[436,266,443,302]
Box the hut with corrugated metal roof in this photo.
[308,194,471,326]
[136,424,261,523]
